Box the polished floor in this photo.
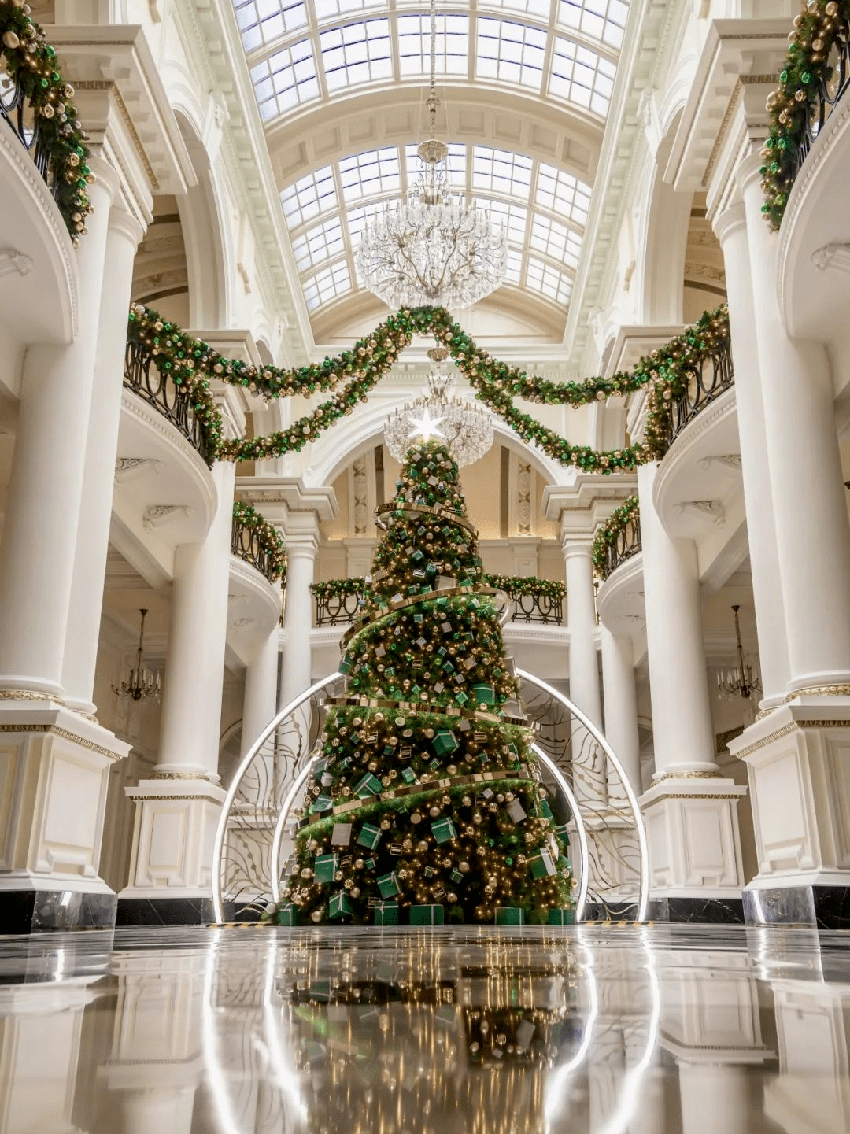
[0,924,848,1133]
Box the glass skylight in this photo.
[280,143,591,319]
[239,3,623,124]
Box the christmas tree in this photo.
[277,440,574,925]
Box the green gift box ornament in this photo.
[495,906,525,926]
[314,853,338,883]
[530,849,556,879]
[548,908,576,926]
[311,794,333,813]
[431,817,457,844]
[355,772,383,798]
[357,822,382,850]
[538,799,554,820]
[378,871,400,899]
[401,767,416,784]
[472,684,495,706]
[554,824,570,846]
[374,902,399,926]
[432,730,458,757]
[274,903,298,926]
[328,892,353,920]
[410,904,444,925]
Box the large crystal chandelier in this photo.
[354,0,507,310]
[384,346,493,467]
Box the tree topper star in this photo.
[407,406,445,443]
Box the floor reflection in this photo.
[0,925,847,1133]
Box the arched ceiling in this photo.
[230,0,629,340]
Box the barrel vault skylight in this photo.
[282,144,591,314]
[232,0,627,324]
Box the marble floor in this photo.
[0,925,848,1133]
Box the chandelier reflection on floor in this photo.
[354,0,507,310]
[384,346,493,467]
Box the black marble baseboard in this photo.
[646,896,745,924]
[743,884,850,929]
[0,888,117,934]
[115,896,215,927]
[583,902,641,923]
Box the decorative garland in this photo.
[0,2,93,243]
[311,578,371,600]
[760,0,850,230]
[232,501,286,583]
[591,496,640,577]
[126,302,731,473]
[311,575,565,604]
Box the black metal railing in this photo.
[662,340,735,453]
[0,73,53,188]
[598,513,641,583]
[231,513,283,586]
[795,17,850,177]
[124,338,217,466]
[312,578,564,627]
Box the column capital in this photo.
[234,477,338,530]
[544,476,637,538]
[713,200,748,249]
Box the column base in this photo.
[116,895,215,927]
[639,776,747,898]
[743,881,850,929]
[0,705,130,933]
[0,880,117,934]
[730,704,850,901]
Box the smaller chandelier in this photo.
[384,346,493,467]
[716,605,762,701]
[113,608,162,703]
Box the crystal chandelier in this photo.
[113,608,162,702]
[716,605,762,701]
[384,346,493,467]
[354,0,507,310]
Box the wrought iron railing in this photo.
[659,339,735,454]
[593,498,641,583]
[232,503,285,586]
[0,73,52,184]
[123,337,217,466]
[312,577,565,627]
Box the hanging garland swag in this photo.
[127,302,730,474]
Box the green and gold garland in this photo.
[311,575,565,605]
[761,0,850,230]
[0,1,93,243]
[591,496,640,579]
[126,302,731,473]
[232,501,286,584]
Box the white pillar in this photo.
[241,625,280,756]
[678,1065,751,1134]
[62,208,145,714]
[0,157,116,698]
[715,203,790,709]
[638,462,746,905]
[279,524,319,709]
[600,625,641,795]
[563,537,602,728]
[638,463,716,775]
[157,461,237,778]
[742,160,850,696]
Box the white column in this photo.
[0,157,116,698]
[62,208,145,715]
[279,524,319,709]
[241,625,280,756]
[678,1065,751,1134]
[638,463,716,775]
[715,203,790,709]
[157,461,237,778]
[600,625,641,794]
[742,160,850,696]
[563,536,602,728]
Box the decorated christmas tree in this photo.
[276,440,574,925]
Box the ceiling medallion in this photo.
[354,0,506,311]
[384,347,493,467]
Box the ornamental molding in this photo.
[114,457,162,482]
[699,454,742,472]
[0,724,126,762]
[811,243,850,274]
[143,504,191,532]
[0,115,77,340]
[674,499,726,527]
[0,248,32,279]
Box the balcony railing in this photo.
[124,336,217,467]
[232,503,286,586]
[312,577,565,627]
[593,498,641,583]
[657,339,735,456]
